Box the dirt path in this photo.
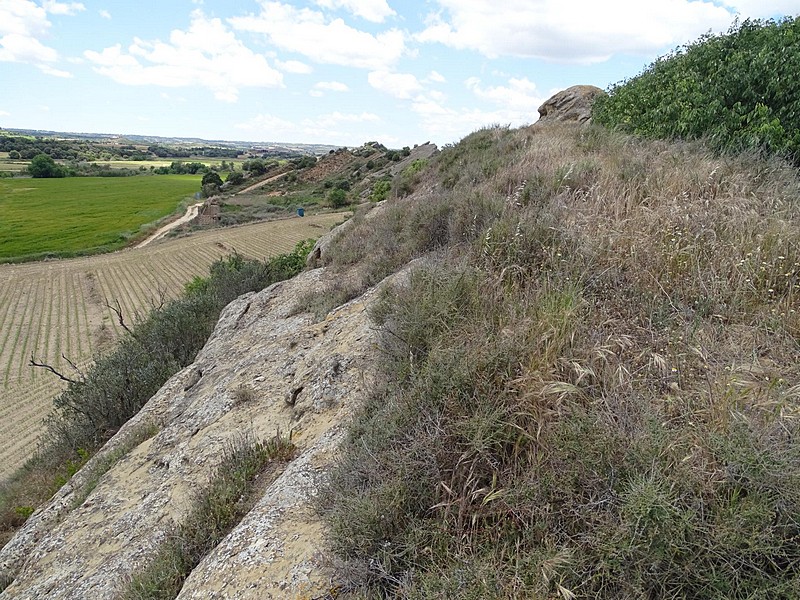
[237,171,290,195]
[134,202,203,249]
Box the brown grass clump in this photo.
[320,124,800,598]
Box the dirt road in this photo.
[135,202,203,249]
[237,171,291,195]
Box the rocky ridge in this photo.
[0,229,401,598]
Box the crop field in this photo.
[0,160,27,172]
[100,158,248,170]
[0,175,201,261]
[0,212,347,481]
[0,158,249,173]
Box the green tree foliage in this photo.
[593,17,800,162]
[28,153,66,178]
[370,178,392,202]
[225,171,244,185]
[242,158,267,175]
[327,188,348,208]
[201,171,223,188]
[154,161,208,175]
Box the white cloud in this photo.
[416,0,737,63]
[314,0,396,22]
[0,110,10,117]
[314,80,349,92]
[721,0,800,17]
[410,76,546,142]
[466,76,543,112]
[368,70,423,99]
[84,10,283,102]
[0,0,76,76]
[38,63,72,77]
[99,9,111,19]
[411,97,522,142]
[236,110,380,145]
[426,70,446,83]
[274,58,313,74]
[0,32,58,63]
[42,1,85,16]
[229,2,406,70]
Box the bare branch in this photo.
[107,299,137,338]
[30,354,79,385]
[150,286,168,311]
[61,353,85,381]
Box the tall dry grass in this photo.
[319,123,800,598]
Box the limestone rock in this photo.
[536,85,606,126]
[0,261,409,599]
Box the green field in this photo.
[0,175,201,261]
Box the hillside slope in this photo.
[2,93,800,597]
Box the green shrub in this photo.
[28,154,66,178]
[225,171,244,185]
[370,178,391,202]
[327,188,348,208]
[593,17,800,162]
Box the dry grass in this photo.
[320,123,800,598]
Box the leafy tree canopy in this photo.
[201,171,223,188]
[28,153,66,178]
[593,17,800,162]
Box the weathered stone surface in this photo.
[536,85,606,125]
[0,258,402,598]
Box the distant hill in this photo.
[2,127,339,156]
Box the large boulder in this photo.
[536,85,606,125]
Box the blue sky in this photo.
[1,1,797,147]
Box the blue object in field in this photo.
[297,207,305,217]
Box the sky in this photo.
[0,1,798,148]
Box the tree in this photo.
[28,153,65,178]
[243,158,267,175]
[201,171,223,188]
[593,17,800,162]
[8,150,20,160]
[201,171,223,198]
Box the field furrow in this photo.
[0,212,347,481]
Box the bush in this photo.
[225,171,244,186]
[593,17,800,162]
[370,178,391,202]
[201,171,223,188]
[327,188,348,208]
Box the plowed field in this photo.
[0,213,345,480]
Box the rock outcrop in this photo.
[536,85,606,125]
[0,252,404,598]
